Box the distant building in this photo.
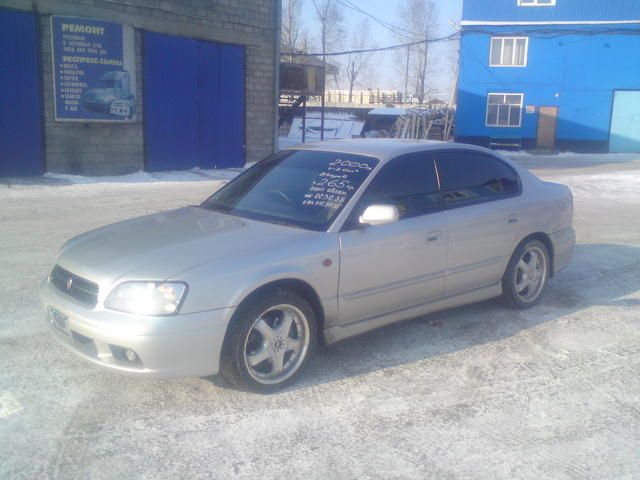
[0,1,279,176]
[456,0,640,152]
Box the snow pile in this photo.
[505,150,640,164]
[278,136,303,150]
[0,167,243,190]
[44,168,241,185]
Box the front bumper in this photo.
[40,278,234,378]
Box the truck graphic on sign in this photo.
[82,70,136,119]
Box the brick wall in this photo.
[3,0,277,174]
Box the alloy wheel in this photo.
[243,304,310,385]
[514,245,548,303]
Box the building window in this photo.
[490,38,528,67]
[486,94,523,128]
[517,0,556,6]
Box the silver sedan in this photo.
[40,140,575,392]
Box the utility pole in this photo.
[320,21,326,141]
[404,45,410,105]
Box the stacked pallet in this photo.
[392,107,455,141]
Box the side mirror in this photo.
[359,204,400,226]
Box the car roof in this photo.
[286,139,495,163]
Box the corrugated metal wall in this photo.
[143,31,245,172]
[462,0,640,23]
[455,24,640,151]
[0,8,44,176]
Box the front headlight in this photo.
[105,281,188,316]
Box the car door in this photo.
[337,153,447,326]
[434,150,522,297]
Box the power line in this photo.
[281,31,461,57]
[335,0,417,40]
[281,26,640,59]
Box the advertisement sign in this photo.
[51,16,137,122]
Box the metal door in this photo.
[610,91,640,153]
[143,32,198,171]
[537,106,558,149]
[144,32,245,171]
[0,8,43,177]
[214,45,245,169]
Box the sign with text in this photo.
[51,16,137,122]
[302,157,376,211]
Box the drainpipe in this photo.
[273,0,282,152]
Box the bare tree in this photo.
[312,0,344,138]
[311,0,344,73]
[312,0,344,88]
[398,0,438,104]
[281,0,307,62]
[439,38,459,106]
[344,19,374,103]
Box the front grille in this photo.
[50,265,99,307]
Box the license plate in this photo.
[48,306,71,339]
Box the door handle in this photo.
[508,217,520,224]
[425,231,442,243]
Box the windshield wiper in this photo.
[199,202,232,213]
[267,219,303,229]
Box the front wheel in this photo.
[220,289,316,393]
[501,239,550,309]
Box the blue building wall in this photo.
[462,0,640,23]
[456,1,640,151]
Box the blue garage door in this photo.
[610,91,640,153]
[144,32,245,171]
[0,8,44,176]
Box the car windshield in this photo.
[200,150,379,231]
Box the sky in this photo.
[298,0,463,98]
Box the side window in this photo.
[348,153,440,226]
[436,152,520,206]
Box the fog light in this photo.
[124,349,138,363]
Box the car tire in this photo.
[220,288,317,393]
[501,239,550,309]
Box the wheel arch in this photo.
[515,232,555,277]
[235,278,326,338]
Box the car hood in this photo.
[56,207,312,287]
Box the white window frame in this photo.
[485,93,524,128]
[489,37,529,67]
[517,0,557,6]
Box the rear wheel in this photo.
[502,239,549,309]
[220,289,316,393]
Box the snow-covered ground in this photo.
[1,167,242,188]
[44,167,242,184]
[278,135,304,150]
[1,152,639,479]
